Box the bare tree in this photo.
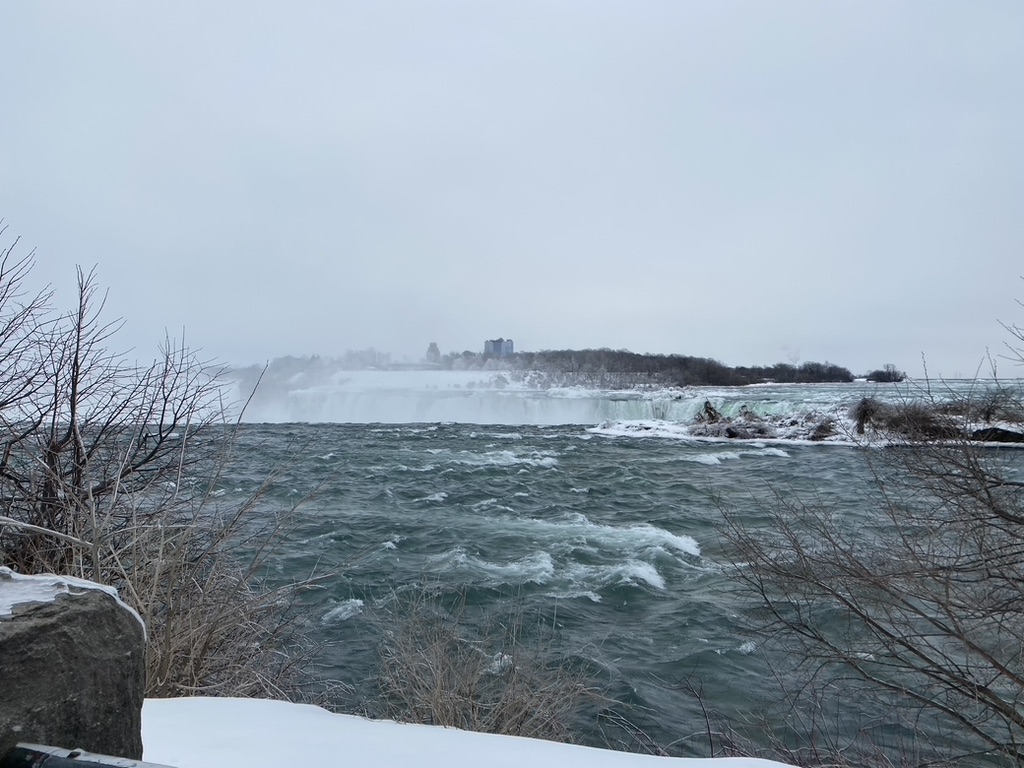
[0,237,321,700]
[0,265,226,580]
[722,380,1024,764]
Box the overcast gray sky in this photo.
[2,2,1022,378]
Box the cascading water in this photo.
[237,369,931,427]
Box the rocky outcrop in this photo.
[0,568,146,758]
[689,420,774,440]
[688,402,776,439]
[972,427,1024,443]
[694,399,723,424]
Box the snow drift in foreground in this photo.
[142,697,794,768]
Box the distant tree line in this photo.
[865,363,906,383]
[235,349,910,391]
[441,348,855,386]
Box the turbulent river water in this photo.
[215,379,1021,758]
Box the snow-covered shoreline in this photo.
[142,697,795,768]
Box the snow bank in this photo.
[142,697,794,768]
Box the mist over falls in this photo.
[235,369,685,424]
[228,350,886,426]
[231,368,907,432]
[253,387,667,425]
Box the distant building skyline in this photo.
[484,338,514,357]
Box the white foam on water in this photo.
[471,497,495,510]
[483,512,700,561]
[299,530,339,546]
[484,652,513,676]
[435,549,557,586]
[424,510,702,595]
[544,513,701,558]
[321,599,364,623]
[452,449,559,469]
[402,463,439,473]
[545,588,603,603]
[429,545,670,593]
[590,420,692,440]
[622,560,666,590]
[564,559,667,591]
[466,514,699,570]
[686,453,724,466]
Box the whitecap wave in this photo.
[515,513,700,558]
[418,492,448,503]
[564,559,666,590]
[431,548,556,586]
[321,599,364,624]
[452,449,559,469]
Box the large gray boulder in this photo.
[0,567,146,759]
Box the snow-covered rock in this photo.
[0,567,146,758]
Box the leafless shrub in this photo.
[809,417,837,441]
[122,474,334,699]
[849,397,885,435]
[710,678,963,768]
[723,386,1024,764]
[937,384,1024,427]
[884,402,963,440]
[0,235,325,700]
[371,590,605,743]
[596,707,678,757]
[849,397,963,440]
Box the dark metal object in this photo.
[0,744,173,768]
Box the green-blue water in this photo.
[216,419,880,755]
[198,378,1023,759]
